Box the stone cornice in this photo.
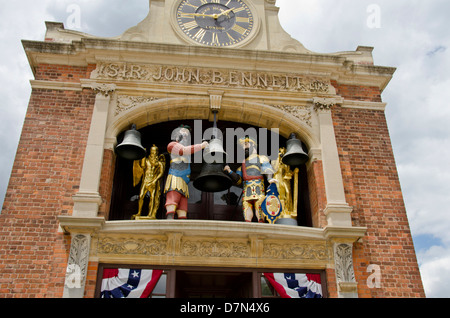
[22,38,395,91]
[59,218,367,243]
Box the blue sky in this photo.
[0,0,449,298]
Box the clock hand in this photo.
[180,12,215,18]
[218,8,234,17]
[213,8,234,19]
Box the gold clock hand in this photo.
[180,12,214,18]
[213,8,234,19]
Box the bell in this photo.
[282,133,309,166]
[194,137,232,192]
[194,162,233,193]
[115,124,146,160]
[194,110,232,193]
[203,138,228,164]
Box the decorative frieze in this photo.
[116,95,160,116]
[92,62,331,94]
[181,239,250,258]
[262,242,328,260]
[93,232,329,267]
[97,236,167,256]
[270,105,312,127]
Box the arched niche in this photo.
[105,97,320,226]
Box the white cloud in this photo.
[418,246,450,297]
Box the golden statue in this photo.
[132,145,166,220]
[272,147,300,220]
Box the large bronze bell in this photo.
[193,111,232,193]
[282,133,309,166]
[115,124,146,160]
[193,161,233,193]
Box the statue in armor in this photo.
[224,136,276,222]
[164,125,208,219]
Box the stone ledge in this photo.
[58,215,105,234]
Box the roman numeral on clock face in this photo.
[232,24,247,35]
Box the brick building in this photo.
[0,0,424,298]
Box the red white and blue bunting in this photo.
[264,273,323,298]
[101,268,163,298]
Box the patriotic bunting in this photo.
[264,273,323,298]
[101,268,163,298]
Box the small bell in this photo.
[115,124,146,160]
[203,138,228,164]
[282,133,309,166]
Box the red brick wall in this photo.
[0,64,95,298]
[331,88,425,297]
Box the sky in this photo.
[0,0,449,298]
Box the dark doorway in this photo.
[175,271,253,298]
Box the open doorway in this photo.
[175,271,253,298]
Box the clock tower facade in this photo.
[0,0,425,298]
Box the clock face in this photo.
[176,0,254,47]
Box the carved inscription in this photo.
[92,62,331,93]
